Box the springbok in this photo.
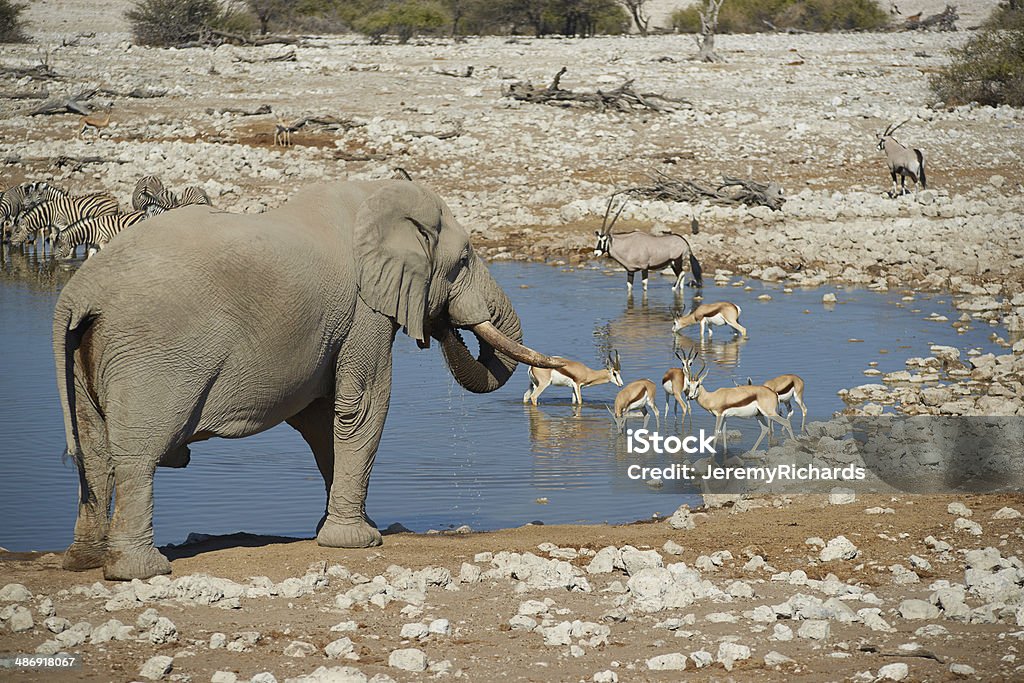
[593,196,703,294]
[877,119,926,196]
[609,379,660,433]
[687,359,795,455]
[748,374,808,433]
[672,302,746,340]
[78,107,112,137]
[662,349,696,419]
[524,351,623,406]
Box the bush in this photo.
[0,0,29,43]
[355,1,450,43]
[930,25,1024,107]
[126,0,246,46]
[671,0,887,33]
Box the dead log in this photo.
[0,63,60,80]
[24,89,98,116]
[235,47,297,63]
[52,155,127,171]
[503,67,690,113]
[407,122,463,140]
[0,89,49,100]
[626,170,786,211]
[432,65,474,78]
[903,5,958,31]
[205,104,273,116]
[333,150,388,162]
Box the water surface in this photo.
[0,252,1002,551]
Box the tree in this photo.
[695,0,724,63]
[0,0,29,43]
[355,0,450,43]
[620,0,649,36]
[246,0,293,34]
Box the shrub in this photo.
[126,0,246,46]
[355,1,450,43]
[671,0,887,33]
[0,0,29,43]
[930,25,1024,107]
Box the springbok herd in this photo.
[0,176,211,260]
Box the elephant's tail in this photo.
[53,298,95,461]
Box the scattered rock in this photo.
[139,655,174,681]
[388,648,427,672]
[646,653,687,670]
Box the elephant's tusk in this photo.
[470,321,566,369]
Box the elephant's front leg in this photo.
[316,312,396,549]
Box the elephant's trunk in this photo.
[439,270,563,394]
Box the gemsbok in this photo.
[524,351,623,406]
[686,359,795,455]
[594,196,703,294]
[748,374,808,433]
[877,119,926,196]
[672,302,747,340]
[609,379,660,433]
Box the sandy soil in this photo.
[2,493,1024,682]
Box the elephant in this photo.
[53,179,564,581]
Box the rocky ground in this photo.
[2,494,1024,682]
[3,4,1024,681]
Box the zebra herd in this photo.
[0,176,211,260]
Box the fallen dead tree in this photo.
[23,89,98,116]
[206,104,273,116]
[503,67,691,113]
[178,29,302,49]
[626,171,786,211]
[277,115,362,135]
[902,5,959,31]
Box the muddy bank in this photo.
[2,493,1023,682]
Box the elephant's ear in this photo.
[355,182,441,342]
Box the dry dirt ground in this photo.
[2,494,1024,682]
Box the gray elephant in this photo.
[53,180,563,581]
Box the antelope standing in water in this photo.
[609,379,660,433]
[524,351,623,406]
[748,374,808,433]
[877,119,926,196]
[593,196,703,294]
[662,349,696,419]
[672,302,747,340]
[686,359,795,454]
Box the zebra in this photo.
[9,194,120,249]
[144,188,179,217]
[132,175,166,211]
[54,211,147,260]
[178,186,211,207]
[1,182,68,240]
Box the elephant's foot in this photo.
[316,517,382,548]
[103,545,171,581]
[62,541,107,571]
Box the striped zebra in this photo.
[132,175,166,211]
[1,182,68,240]
[144,188,179,217]
[9,194,120,248]
[55,211,147,260]
[178,186,211,206]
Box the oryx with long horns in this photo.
[593,195,703,294]
[877,119,927,196]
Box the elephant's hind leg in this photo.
[103,455,171,581]
[63,390,114,571]
[287,397,336,534]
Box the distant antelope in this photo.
[662,349,696,419]
[78,107,112,137]
[748,374,808,433]
[609,379,660,433]
[524,351,623,406]
[687,359,795,454]
[594,196,703,294]
[672,302,746,340]
[877,120,926,196]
